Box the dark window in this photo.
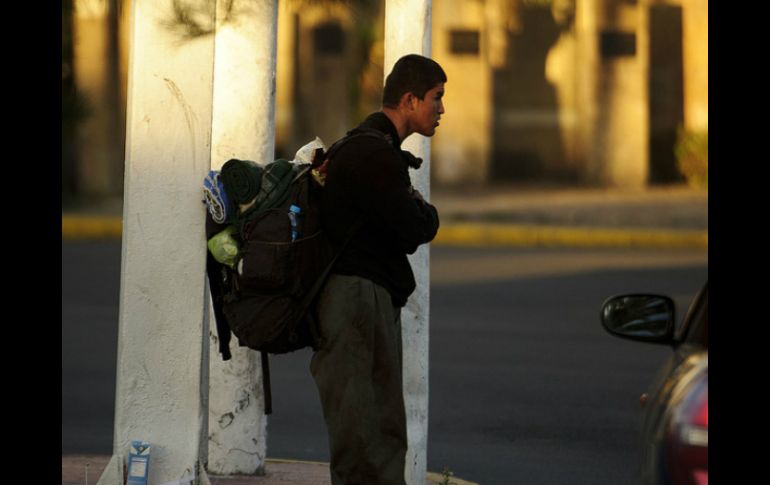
[450,30,480,55]
[600,31,636,58]
[313,22,344,56]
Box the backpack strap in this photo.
[302,218,364,348]
[312,128,390,173]
[327,127,389,160]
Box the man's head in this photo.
[382,54,446,138]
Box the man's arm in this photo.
[351,146,439,254]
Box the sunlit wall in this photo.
[62,0,708,204]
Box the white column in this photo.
[73,0,124,197]
[97,1,216,484]
[575,0,600,184]
[384,2,432,484]
[683,0,708,132]
[206,0,277,475]
[577,0,648,187]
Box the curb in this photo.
[425,470,480,485]
[264,458,479,485]
[62,215,707,249]
[434,222,708,249]
[62,215,123,240]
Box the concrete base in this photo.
[95,454,123,485]
[67,455,479,485]
[92,454,210,485]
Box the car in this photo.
[600,282,708,485]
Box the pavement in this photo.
[61,455,476,485]
[61,183,707,485]
[62,184,708,248]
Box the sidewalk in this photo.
[61,455,478,485]
[431,184,707,248]
[62,184,708,248]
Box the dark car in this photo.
[601,282,708,485]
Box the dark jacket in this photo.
[322,112,440,307]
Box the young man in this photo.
[310,54,445,485]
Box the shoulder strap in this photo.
[323,128,390,162]
[325,127,422,169]
[303,218,364,342]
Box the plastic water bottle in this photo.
[288,204,301,241]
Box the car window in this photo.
[676,282,708,348]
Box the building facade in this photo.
[63,0,708,197]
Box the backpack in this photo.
[204,128,391,414]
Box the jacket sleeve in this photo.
[350,145,440,254]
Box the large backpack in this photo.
[205,128,391,413]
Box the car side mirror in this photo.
[601,294,676,344]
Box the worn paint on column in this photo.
[97,0,215,484]
[384,2,432,484]
[206,0,278,475]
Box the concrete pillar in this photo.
[206,0,277,475]
[73,0,124,198]
[384,2,431,483]
[682,0,707,132]
[545,0,581,178]
[295,4,357,148]
[97,0,216,483]
[275,0,296,155]
[431,0,491,186]
[576,0,648,187]
[575,0,599,183]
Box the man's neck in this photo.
[381,107,411,142]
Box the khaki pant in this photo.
[310,274,406,485]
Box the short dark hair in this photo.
[382,54,447,108]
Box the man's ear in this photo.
[400,91,418,111]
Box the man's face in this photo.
[411,83,445,137]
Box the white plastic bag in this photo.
[293,136,326,165]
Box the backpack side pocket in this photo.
[236,208,293,290]
[238,240,291,290]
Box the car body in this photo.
[601,282,708,485]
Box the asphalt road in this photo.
[62,241,707,484]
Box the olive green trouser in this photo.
[310,274,406,485]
